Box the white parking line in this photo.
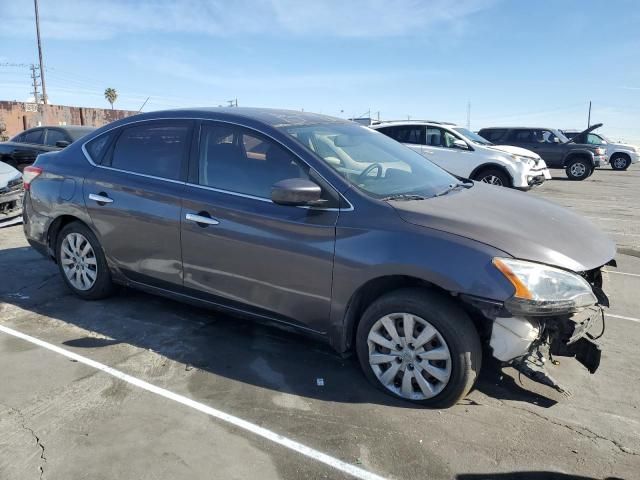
[604,270,640,278]
[607,313,640,324]
[0,324,388,480]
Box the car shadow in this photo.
[456,472,623,480]
[1,245,558,409]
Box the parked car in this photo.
[561,129,639,171]
[23,108,615,407]
[478,124,608,181]
[0,161,23,226]
[0,125,96,172]
[370,121,551,189]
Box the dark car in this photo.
[478,124,608,180]
[22,108,615,407]
[0,125,95,172]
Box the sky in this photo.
[1,0,640,143]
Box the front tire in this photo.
[55,222,116,300]
[356,288,482,408]
[610,154,631,171]
[472,168,510,187]
[565,158,591,180]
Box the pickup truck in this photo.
[478,124,608,180]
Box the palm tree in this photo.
[104,88,118,110]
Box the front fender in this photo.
[328,214,514,351]
[563,149,595,166]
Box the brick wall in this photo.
[0,101,139,140]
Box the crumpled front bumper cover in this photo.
[511,306,605,395]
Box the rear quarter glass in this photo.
[85,132,116,165]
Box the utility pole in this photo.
[587,101,592,128]
[466,101,471,130]
[33,0,47,104]
[30,64,40,103]
[227,98,238,107]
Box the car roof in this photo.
[370,120,458,127]
[131,107,351,128]
[479,127,557,130]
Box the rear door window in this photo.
[480,129,506,143]
[109,122,191,180]
[507,129,535,143]
[23,129,45,145]
[45,129,70,146]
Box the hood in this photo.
[489,144,540,160]
[568,123,603,143]
[390,183,615,272]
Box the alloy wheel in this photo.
[60,232,98,291]
[613,157,627,169]
[367,312,452,400]
[570,162,587,178]
[481,175,503,186]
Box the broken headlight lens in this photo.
[493,258,597,316]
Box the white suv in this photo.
[562,130,639,171]
[370,121,551,189]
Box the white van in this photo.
[370,121,551,189]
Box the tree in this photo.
[104,88,118,110]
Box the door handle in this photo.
[185,212,220,226]
[89,193,113,204]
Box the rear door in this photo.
[83,120,193,288]
[179,121,339,333]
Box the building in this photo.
[0,101,138,140]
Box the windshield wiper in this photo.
[434,182,472,197]
[381,194,428,201]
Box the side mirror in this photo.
[452,139,469,150]
[553,137,560,144]
[271,178,322,206]
[55,140,71,148]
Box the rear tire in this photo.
[565,158,591,180]
[610,154,631,171]
[356,288,482,408]
[472,168,511,187]
[55,221,116,300]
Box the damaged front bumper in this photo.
[497,307,604,395]
[463,282,608,396]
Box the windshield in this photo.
[281,123,461,199]
[453,127,493,146]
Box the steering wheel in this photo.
[357,163,383,181]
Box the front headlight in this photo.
[493,258,597,315]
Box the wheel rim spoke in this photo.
[419,360,449,383]
[401,370,414,397]
[370,353,398,365]
[379,363,401,386]
[380,316,402,345]
[414,370,435,396]
[368,332,396,351]
[419,347,449,360]
[413,324,437,349]
[402,314,415,343]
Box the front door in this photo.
[423,126,473,176]
[180,121,339,333]
[83,120,193,288]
